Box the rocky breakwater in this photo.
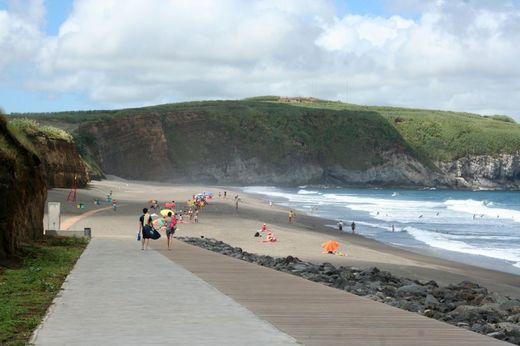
[180,237,520,345]
[0,116,46,260]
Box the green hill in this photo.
[9,97,520,188]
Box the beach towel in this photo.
[321,251,347,256]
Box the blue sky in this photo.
[1,0,519,119]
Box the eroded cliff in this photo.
[27,132,89,188]
[0,116,46,260]
[75,104,443,187]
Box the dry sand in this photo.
[46,177,520,299]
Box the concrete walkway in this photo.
[31,238,299,345]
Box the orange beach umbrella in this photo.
[321,240,340,253]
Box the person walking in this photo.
[351,221,356,234]
[337,220,343,231]
[289,210,295,223]
[139,208,153,250]
[165,211,177,250]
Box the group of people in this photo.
[138,207,178,250]
[337,220,356,233]
[255,223,277,242]
[137,200,182,250]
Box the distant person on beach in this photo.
[269,200,273,207]
[139,208,153,250]
[194,209,199,223]
[289,210,295,223]
[219,192,222,198]
[261,223,268,232]
[351,221,356,234]
[266,231,277,242]
[391,224,395,232]
[337,220,343,231]
[224,191,227,198]
[165,211,176,250]
[235,198,240,211]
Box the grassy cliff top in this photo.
[9,97,520,162]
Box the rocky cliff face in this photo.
[27,133,89,188]
[437,154,520,189]
[0,117,46,260]
[75,111,448,187]
[78,115,172,180]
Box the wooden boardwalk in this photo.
[157,240,508,346]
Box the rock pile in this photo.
[180,237,520,345]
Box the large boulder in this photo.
[396,284,428,298]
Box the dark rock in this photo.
[497,322,520,336]
[424,294,440,309]
[396,284,428,298]
[448,304,505,324]
[381,285,397,297]
[487,331,506,340]
[499,299,520,312]
[507,313,520,323]
[480,292,508,305]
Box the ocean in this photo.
[242,186,520,275]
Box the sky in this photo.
[1,0,520,120]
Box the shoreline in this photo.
[46,178,520,299]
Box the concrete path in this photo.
[31,238,299,345]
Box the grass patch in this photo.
[0,237,88,345]
[8,118,73,143]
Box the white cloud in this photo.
[1,0,520,120]
[0,0,44,74]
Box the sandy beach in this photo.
[46,177,520,299]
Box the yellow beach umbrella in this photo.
[160,209,173,216]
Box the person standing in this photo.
[337,220,343,231]
[289,210,295,223]
[351,221,356,234]
[139,208,153,250]
[165,211,176,250]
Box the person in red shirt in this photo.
[166,211,177,250]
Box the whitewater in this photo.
[242,186,520,275]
